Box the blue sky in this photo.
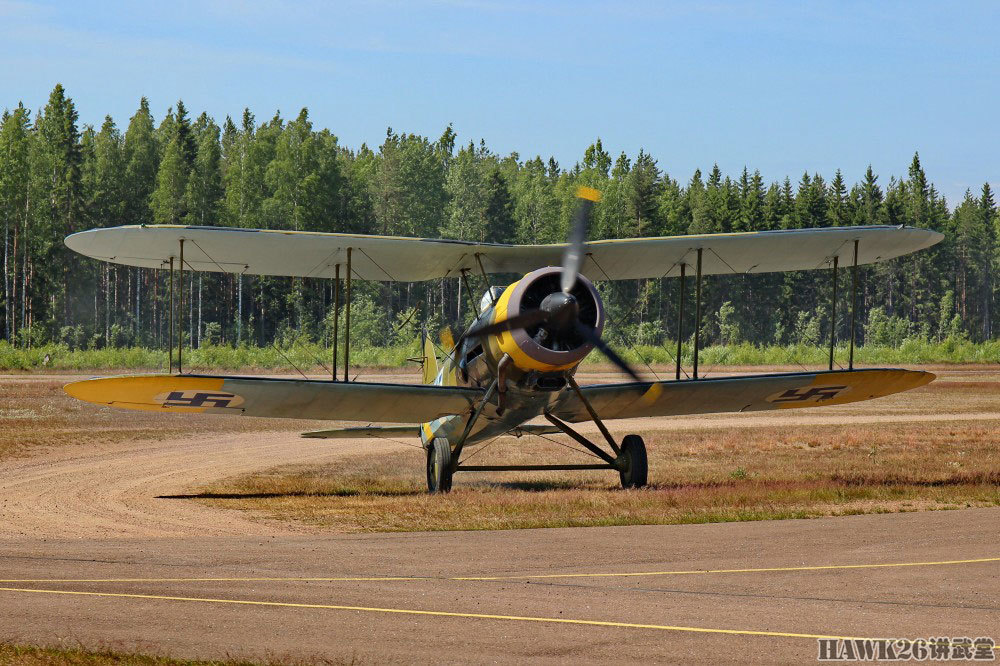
[2,0,997,205]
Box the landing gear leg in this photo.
[426,437,453,493]
[542,412,649,489]
[618,434,648,489]
[544,378,650,489]
[496,354,512,416]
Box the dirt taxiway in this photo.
[0,372,998,663]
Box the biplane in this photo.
[64,188,942,492]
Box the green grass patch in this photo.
[1,337,998,372]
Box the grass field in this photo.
[196,368,1000,532]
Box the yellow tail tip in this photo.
[439,326,456,351]
[576,186,602,202]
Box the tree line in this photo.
[0,84,996,355]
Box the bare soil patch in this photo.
[0,375,334,461]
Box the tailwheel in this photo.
[426,437,454,493]
[618,434,648,489]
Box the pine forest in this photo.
[0,85,997,369]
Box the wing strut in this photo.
[179,239,185,374]
[675,262,685,380]
[693,247,703,380]
[332,263,340,381]
[344,247,352,381]
[829,255,839,371]
[849,239,859,370]
[460,269,478,316]
[475,253,497,307]
[168,256,174,373]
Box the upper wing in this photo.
[551,369,934,422]
[64,374,482,423]
[65,224,942,282]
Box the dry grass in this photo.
[0,643,367,665]
[0,643,237,665]
[197,368,1000,532]
[0,643,357,666]
[0,376,323,461]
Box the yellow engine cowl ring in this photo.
[492,267,605,373]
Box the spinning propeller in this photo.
[464,186,648,385]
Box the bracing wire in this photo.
[587,254,665,381]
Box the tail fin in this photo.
[422,332,440,385]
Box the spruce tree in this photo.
[827,169,848,226]
[122,98,158,227]
[151,138,189,225]
[31,84,84,338]
[627,149,661,236]
[0,103,32,341]
[185,113,223,226]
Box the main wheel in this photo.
[618,434,648,489]
[426,437,453,493]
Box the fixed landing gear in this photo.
[426,437,453,493]
[425,430,647,491]
[617,434,648,489]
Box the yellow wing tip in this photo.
[576,186,602,202]
[63,374,226,411]
[63,379,91,401]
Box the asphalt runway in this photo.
[2,509,999,663]
[0,370,998,663]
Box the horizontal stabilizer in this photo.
[302,425,421,439]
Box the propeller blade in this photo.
[464,309,551,340]
[574,322,641,384]
[562,186,601,294]
[574,322,663,405]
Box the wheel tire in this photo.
[618,434,648,489]
[426,437,453,493]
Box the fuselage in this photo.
[419,266,604,448]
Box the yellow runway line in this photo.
[0,585,996,650]
[456,556,1000,581]
[3,555,997,584]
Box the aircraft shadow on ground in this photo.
[156,489,424,499]
[154,475,983,500]
[475,480,588,492]
[158,482,594,498]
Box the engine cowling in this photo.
[491,267,605,372]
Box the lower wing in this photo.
[552,369,934,422]
[302,423,562,439]
[64,374,483,423]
